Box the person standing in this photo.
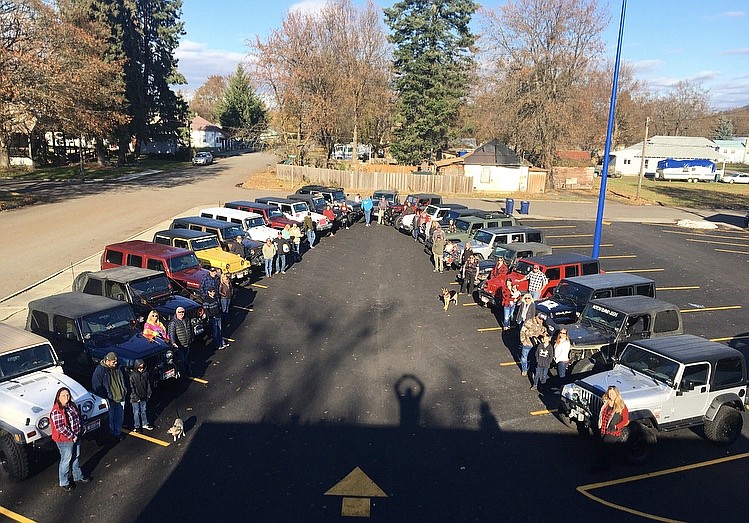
[290,223,303,260]
[203,288,227,350]
[554,328,572,379]
[522,265,548,300]
[91,352,127,441]
[431,224,446,273]
[262,238,276,277]
[228,235,245,257]
[532,332,554,389]
[412,209,422,242]
[490,258,508,281]
[519,314,546,377]
[143,310,168,341]
[323,205,337,235]
[361,195,373,226]
[514,293,536,329]
[339,201,350,229]
[129,359,153,433]
[218,270,233,325]
[460,254,479,296]
[377,196,388,225]
[200,267,220,300]
[593,386,630,471]
[168,307,194,376]
[303,211,316,248]
[500,279,521,330]
[274,231,290,274]
[50,387,90,490]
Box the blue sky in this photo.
[177,0,749,109]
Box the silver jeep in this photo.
[560,334,747,463]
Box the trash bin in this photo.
[504,198,515,215]
[520,200,530,215]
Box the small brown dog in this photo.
[440,287,459,311]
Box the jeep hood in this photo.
[248,226,277,242]
[567,322,615,348]
[0,369,90,414]
[172,266,208,287]
[536,298,577,317]
[152,295,200,316]
[89,334,169,363]
[580,366,671,411]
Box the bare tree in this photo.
[190,75,228,123]
[649,80,710,137]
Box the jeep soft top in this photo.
[628,334,744,367]
[224,201,298,229]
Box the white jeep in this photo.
[559,334,747,463]
[0,324,109,482]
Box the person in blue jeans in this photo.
[262,238,276,277]
[204,289,228,349]
[91,351,127,441]
[518,314,546,377]
[274,231,290,274]
[50,387,91,490]
[304,212,316,248]
[361,195,373,226]
[129,359,153,433]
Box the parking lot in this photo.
[1,203,747,522]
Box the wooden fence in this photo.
[276,164,474,194]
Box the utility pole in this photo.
[635,116,650,201]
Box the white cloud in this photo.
[175,39,248,92]
[719,11,745,18]
[722,48,749,55]
[288,0,330,15]
[631,59,663,73]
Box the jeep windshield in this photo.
[580,303,625,332]
[167,253,200,272]
[268,208,284,219]
[554,281,592,306]
[372,192,395,204]
[0,343,57,381]
[489,245,515,265]
[291,202,309,214]
[245,217,266,229]
[310,197,326,208]
[514,260,535,276]
[454,219,471,233]
[619,345,679,386]
[80,306,137,344]
[222,225,245,239]
[472,230,493,245]
[424,205,439,216]
[130,275,172,300]
[331,189,346,201]
[191,237,221,251]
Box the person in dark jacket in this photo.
[199,267,220,299]
[91,352,127,440]
[168,307,194,376]
[50,387,91,490]
[204,288,227,350]
[531,332,554,389]
[273,231,291,274]
[129,359,153,433]
[460,254,479,296]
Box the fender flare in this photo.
[705,393,744,421]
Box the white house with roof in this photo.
[460,139,530,191]
[713,138,748,164]
[612,136,730,177]
[190,116,229,150]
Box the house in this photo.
[713,138,748,164]
[190,116,230,150]
[612,136,730,177]
[461,139,530,191]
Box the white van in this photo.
[199,207,278,242]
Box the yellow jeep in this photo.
[152,230,251,280]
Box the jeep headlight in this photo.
[166,349,174,360]
[81,400,94,414]
[561,383,575,400]
[240,259,245,266]
[37,417,50,430]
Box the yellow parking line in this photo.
[463,302,478,306]
[710,334,749,342]
[602,221,611,225]
[681,305,742,313]
[478,327,502,332]
[550,244,614,249]
[545,234,593,238]
[123,429,170,447]
[449,282,459,285]
[659,286,700,291]
[577,452,749,523]
[530,409,557,416]
[188,376,209,384]
[232,305,254,311]
[224,337,235,342]
[599,255,637,259]
[686,238,749,248]
[0,507,36,523]
[534,225,577,229]
[499,362,517,367]
[251,283,268,289]
[715,248,749,255]
[607,268,665,273]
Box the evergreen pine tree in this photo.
[216,65,268,145]
[713,116,733,140]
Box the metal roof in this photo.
[630,334,742,365]
[619,135,728,162]
[0,323,52,355]
[463,139,522,166]
[28,292,132,318]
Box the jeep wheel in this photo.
[624,422,656,465]
[704,405,743,446]
[0,432,29,483]
[394,216,404,230]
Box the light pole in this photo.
[592,0,627,259]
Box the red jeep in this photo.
[479,253,602,307]
[101,240,208,299]
[224,201,299,230]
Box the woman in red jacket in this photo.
[50,387,90,490]
[593,385,629,471]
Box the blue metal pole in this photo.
[592,0,627,259]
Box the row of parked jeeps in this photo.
[0,185,363,483]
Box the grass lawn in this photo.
[602,176,749,210]
[0,159,186,182]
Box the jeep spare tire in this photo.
[71,271,92,293]
[0,432,30,483]
[704,405,743,446]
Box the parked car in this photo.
[476,242,553,279]
[224,201,301,231]
[535,272,656,325]
[153,229,255,278]
[295,185,362,223]
[398,202,467,235]
[0,323,109,483]
[560,334,746,463]
[170,216,263,259]
[26,293,179,385]
[192,151,213,166]
[101,240,208,300]
[424,214,520,253]
[720,172,749,184]
[199,207,277,242]
[386,192,442,226]
[72,266,207,337]
[255,197,333,233]
[287,193,327,214]
[458,226,546,261]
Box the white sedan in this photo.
[720,172,749,184]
